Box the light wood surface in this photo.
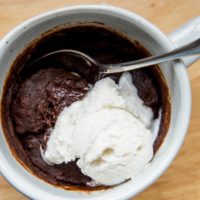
[0,0,200,200]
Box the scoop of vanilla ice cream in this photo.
[44,73,154,186]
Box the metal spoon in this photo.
[29,38,200,74]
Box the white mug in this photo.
[0,5,198,200]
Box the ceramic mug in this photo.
[0,5,198,200]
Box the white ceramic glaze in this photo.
[0,5,195,200]
[169,16,200,67]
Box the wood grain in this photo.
[0,1,200,199]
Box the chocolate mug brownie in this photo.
[1,24,170,190]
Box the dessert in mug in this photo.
[1,24,170,190]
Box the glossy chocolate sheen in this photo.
[1,24,170,191]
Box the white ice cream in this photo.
[44,72,155,186]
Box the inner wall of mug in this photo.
[0,6,189,200]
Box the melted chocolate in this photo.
[1,24,170,190]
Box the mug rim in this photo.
[0,4,191,200]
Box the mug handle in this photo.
[168,17,200,67]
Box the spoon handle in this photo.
[104,38,200,74]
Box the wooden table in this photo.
[0,0,200,199]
